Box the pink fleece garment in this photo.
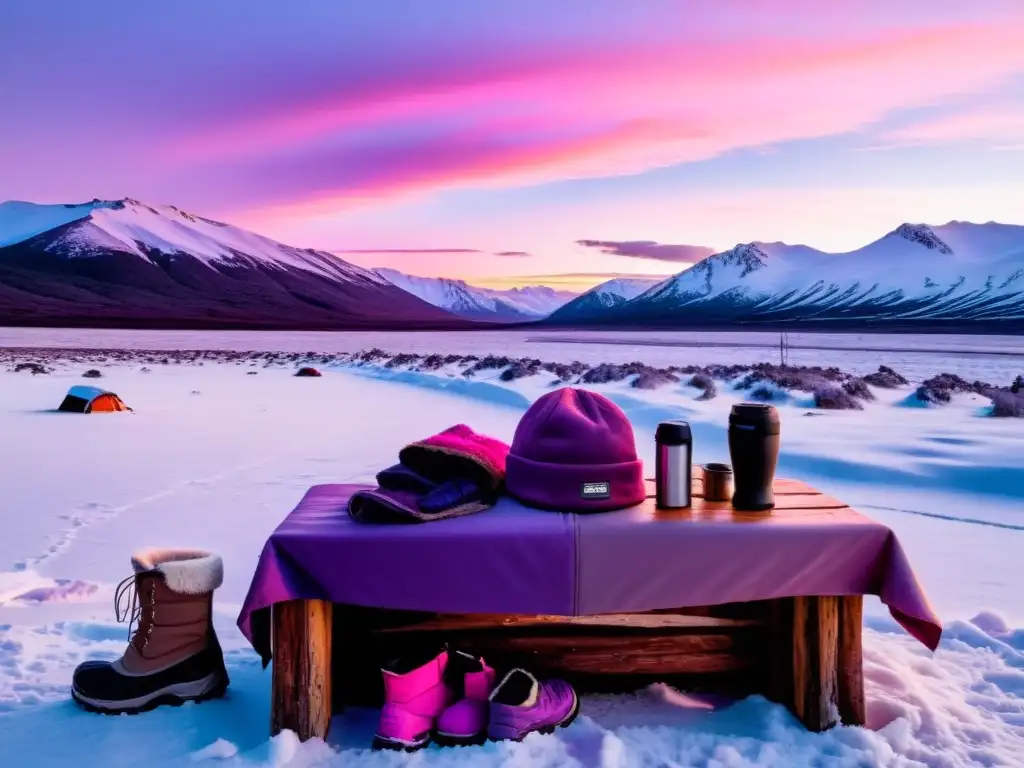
[399,424,510,490]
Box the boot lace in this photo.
[114,571,157,654]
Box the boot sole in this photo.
[71,671,228,715]
[434,731,488,748]
[488,690,580,743]
[371,734,432,753]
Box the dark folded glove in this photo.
[348,478,493,523]
[348,424,510,524]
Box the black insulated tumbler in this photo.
[728,403,780,511]
[655,420,692,509]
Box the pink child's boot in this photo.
[435,651,498,746]
[373,649,453,751]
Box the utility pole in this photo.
[779,332,789,366]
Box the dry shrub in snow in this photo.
[500,360,542,382]
[464,355,518,376]
[580,363,628,384]
[916,373,991,404]
[13,362,50,375]
[688,373,717,400]
[986,389,1024,417]
[632,369,679,390]
[542,360,588,381]
[842,378,876,402]
[384,352,421,369]
[814,386,864,410]
[863,365,909,388]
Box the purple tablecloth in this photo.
[238,482,942,664]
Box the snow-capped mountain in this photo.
[374,268,575,321]
[493,285,578,317]
[545,277,664,323]
[0,198,473,329]
[544,222,1024,330]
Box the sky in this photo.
[2,1,1023,292]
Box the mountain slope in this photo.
[375,269,575,321]
[544,222,1024,330]
[545,277,663,323]
[486,285,577,317]
[0,199,477,330]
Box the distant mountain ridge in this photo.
[544,221,1024,330]
[374,268,575,321]
[0,198,476,329]
[3,198,1022,331]
[546,277,663,323]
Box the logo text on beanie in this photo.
[581,481,611,500]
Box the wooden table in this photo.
[267,476,867,743]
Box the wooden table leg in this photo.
[837,595,866,726]
[271,599,333,741]
[767,596,862,732]
[793,596,839,731]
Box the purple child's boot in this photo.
[373,649,453,752]
[488,669,579,742]
[435,651,498,746]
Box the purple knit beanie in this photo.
[506,387,645,512]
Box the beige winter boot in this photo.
[71,548,230,714]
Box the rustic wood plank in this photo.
[692,494,846,511]
[646,603,768,620]
[791,596,840,731]
[765,596,849,731]
[645,473,850,520]
[370,622,754,674]
[437,632,749,675]
[646,496,850,522]
[375,612,762,633]
[837,595,866,726]
[331,602,768,708]
[686,467,815,497]
[271,599,333,742]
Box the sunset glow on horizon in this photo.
[2,0,1023,288]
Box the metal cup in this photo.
[702,463,733,502]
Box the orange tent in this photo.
[58,385,132,413]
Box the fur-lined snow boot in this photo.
[71,548,230,714]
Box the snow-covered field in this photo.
[1,335,1023,767]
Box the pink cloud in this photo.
[221,117,696,221]
[877,105,1024,147]
[331,248,481,254]
[176,22,1023,163]
[576,240,715,263]
[178,19,1024,220]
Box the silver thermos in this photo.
[655,420,692,509]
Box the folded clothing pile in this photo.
[349,388,650,523]
[348,424,511,523]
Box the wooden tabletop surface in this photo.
[639,466,854,523]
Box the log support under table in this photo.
[269,596,865,742]
[767,595,865,731]
[271,599,333,742]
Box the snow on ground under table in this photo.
[0,362,1022,767]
